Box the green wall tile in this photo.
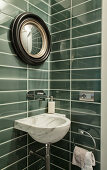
[72,9,101,27]
[50,50,70,61]
[52,40,70,52]
[29,4,48,23]
[0,66,27,79]
[51,0,71,14]
[51,9,70,24]
[71,69,101,79]
[6,158,27,170]
[50,90,70,99]
[52,29,70,42]
[72,80,101,91]
[50,71,70,79]
[71,101,101,114]
[0,80,27,91]
[50,60,70,70]
[71,57,101,69]
[72,33,101,48]
[72,21,101,38]
[28,69,48,79]
[29,0,48,13]
[72,0,88,6]
[0,102,27,117]
[28,80,48,90]
[0,147,27,169]
[51,19,70,33]
[72,0,101,17]
[72,45,101,59]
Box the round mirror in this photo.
[11,13,51,65]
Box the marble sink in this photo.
[14,113,71,144]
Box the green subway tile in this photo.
[50,90,70,100]
[0,91,27,104]
[28,159,45,170]
[29,4,48,23]
[71,91,101,103]
[72,0,88,6]
[0,66,27,79]
[72,112,100,126]
[51,153,69,169]
[0,135,27,157]
[50,81,70,90]
[71,69,101,79]
[28,100,48,111]
[0,53,27,67]
[72,33,101,48]
[29,80,48,90]
[55,109,70,119]
[0,40,14,54]
[29,0,48,13]
[0,0,23,17]
[71,57,101,69]
[0,27,9,40]
[72,21,101,38]
[53,139,70,151]
[28,69,48,79]
[71,132,100,150]
[72,45,101,59]
[51,0,63,5]
[51,19,70,33]
[55,100,70,110]
[50,71,70,79]
[52,40,70,52]
[72,80,101,91]
[28,61,48,70]
[0,102,27,117]
[71,101,101,114]
[0,128,26,144]
[0,146,27,169]
[72,0,101,17]
[0,13,13,28]
[51,145,69,161]
[5,0,27,11]
[51,164,62,170]
[52,30,70,42]
[71,122,100,138]
[51,50,70,61]
[72,9,101,27]
[0,80,27,91]
[51,9,70,24]
[0,113,27,131]
[42,0,49,4]
[50,60,70,70]
[6,157,27,170]
[51,0,71,14]
[28,108,48,117]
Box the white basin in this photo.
[14,113,71,144]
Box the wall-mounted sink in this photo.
[14,113,71,144]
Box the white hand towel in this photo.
[82,151,95,170]
[72,146,88,168]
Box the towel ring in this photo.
[72,129,96,152]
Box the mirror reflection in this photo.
[20,23,43,56]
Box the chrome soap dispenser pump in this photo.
[48,96,55,114]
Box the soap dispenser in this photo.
[48,96,55,114]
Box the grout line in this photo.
[0,127,13,133]
[0,52,17,56]
[51,8,101,26]
[71,67,101,70]
[52,144,71,153]
[28,108,47,113]
[72,0,92,8]
[51,153,70,163]
[1,156,27,170]
[71,120,100,128]
[51,163,64,170]
[72,43,101,50]
[0,64,27,69]
[51,0,65,7]
[0,90,27,92]
[0,134,27,146]
[0,100,27,106]
[51,19,101,36]
[72,7,101,19]
[0,111,27,119]
[4,0,25,12]
[71,79,101,81]
[24,0,51,17]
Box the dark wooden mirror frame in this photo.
[11,12,51,65]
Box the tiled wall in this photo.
[50,0,101,170]
[0,0,50,169]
